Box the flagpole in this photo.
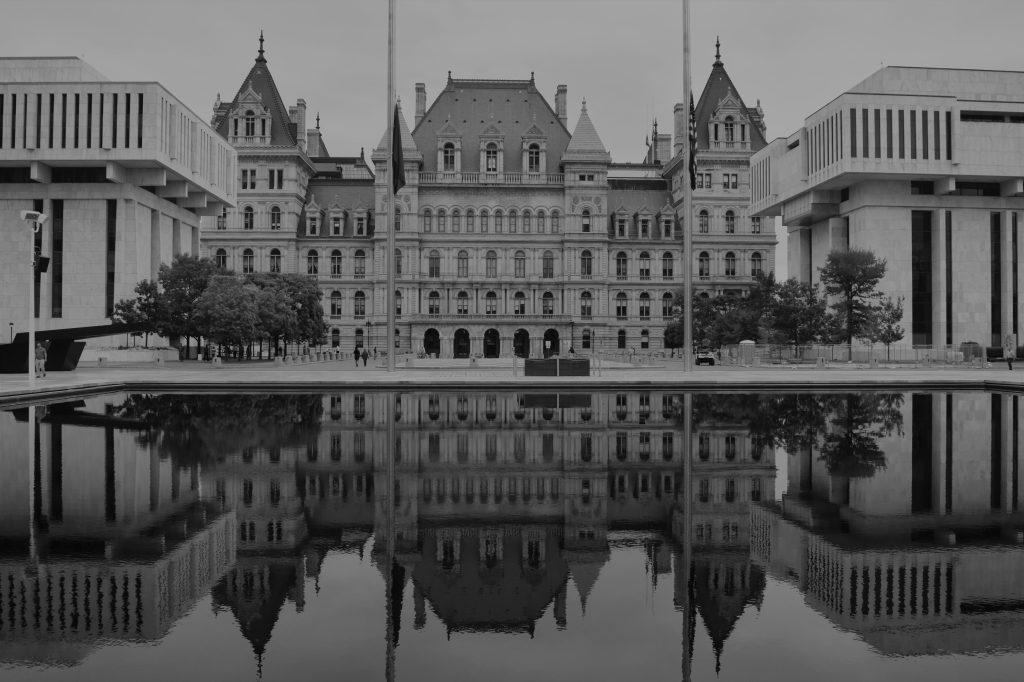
[385,0,397,372]
[681,0,694,373]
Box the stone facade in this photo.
[752,66,1024,348]
[0,57,235,340]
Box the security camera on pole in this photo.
[21,210,48,386]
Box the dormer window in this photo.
[528,144,540,173]
[442,143,456,172]
[331,216,342,236]
[485,143,498,172]
[308,216,318,236]
[245,111,256,137]
[616,216,627,238]
[724,116,735,142]
[640,218,650,238]
[355,217,366,236]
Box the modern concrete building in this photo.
[751,66,1024,348]
[0,57,236,340]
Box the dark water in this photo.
[0,390,1022,682]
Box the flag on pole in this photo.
[392,104,406,194]
[688,93,698,191]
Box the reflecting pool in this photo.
[0,390,1022,681]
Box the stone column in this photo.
[932,210,948,350]
[1003,210,1015,342]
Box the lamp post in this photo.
[8,322,12,343]
[569,319,575,354]
[365,320,372,353]
[21,210,48,387]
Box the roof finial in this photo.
[257,30,266,63]
[530,71,535,83]
[316,112,320,129]
[447,70,452,82]
[581,97,587,112]
[714,36,722,66]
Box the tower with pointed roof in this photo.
[664,39,777,298]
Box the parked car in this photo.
[695,348,718,366]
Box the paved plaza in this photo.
[2,355,1023,406]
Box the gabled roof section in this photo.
[693,43,767,151]
[410,74,571,172]
[563,101,611,163]
[213,33,297,147]
[372,102,421,160]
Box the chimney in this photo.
[673,102,686,155]
[415,83,426,127]
[290,99,307,151]
[656,133,672,165]
[555,85,567,127]
[307,128,322,156]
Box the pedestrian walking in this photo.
[353,347,360,365]
[1005,334,1017,370]
[361,349,369,366]
[373,346,378,359]
[34,342,47,378]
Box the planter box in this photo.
[524,358,590,377]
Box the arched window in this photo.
[542,292,554,316]
[640,329,650,349]
[486,250,497,278]
[725,210,736,234]
[581,209,591,233]
[698,210,709,233]
[514,291,527,315]
[422,208,433,232]
[536,210,546,233]
[551,210,560,232]
[581,250,593,278]
[751,252,763,277]
[639,251,651,280]
[395,248,403,276]
[457,250,469,278]
[581,292,593,319]
[480,209,489,233]
[485,143,499,172]
[442,142,456,172]
[270,248,282,273]
[466,209,475,232]
[494,209,504,232]
[215,248,227,269]
[244,110,256,137]
[542,250,554,279]
[725,251,736,277]
[485,291,498,315]
[522,209,532,233]
[270,206,281,230]
[428,291,441,315]
[615,251,628,279]
[582,329,592,349]
[428,249,441,278]
[514,250,526,277]
[355,250,366,278]
[452,209,461,232]
[395,291,403,317]
[616,292,628,320]
[457,291,469,315]
[699,252,710,278]
[509,209,518,233]
[394,207,401,232]
[724,116,735,142]
[662,293,674,319]
[662,252,674,279]
[528,143,541,173]
[354,291,366,317]
[617,329,627,349]
[243,206,254,230]
[330,291,342,316]
[639,293,651,320]
[306,249,319,275]
[437,208,447,232]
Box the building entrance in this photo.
[543,329,560,358]
[513,329,530,358]
[423,328,440,357]
[483,329,501,358]
[454,329,471,358]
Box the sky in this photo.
[4,0,1024,274]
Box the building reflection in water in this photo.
[752,392,1024,657]
[6,389,1020,677]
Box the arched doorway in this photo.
[453,328,471,358]
[513,329,530,358]
[483,329,501,358]
[331,328,340,348]
[423,328,440,357]
[543,329,560,357]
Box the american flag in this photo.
[688,93,697,191]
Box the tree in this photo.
[245,273,325,350]
[818,249,887,344]
[767,278,828,347]
[194,276,262,354]
[158,254,222,356]
[111,279,161,347]
[864,296,905,359]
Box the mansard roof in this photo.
[693,48,767,152]
[410,74,571,172]
[564,101,611,163]
[213,34,297,146]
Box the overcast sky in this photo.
[5,0,1024,275]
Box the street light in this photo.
[569,319,575,355]
[21,210,48,387]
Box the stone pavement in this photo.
[2,355,1023,406]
